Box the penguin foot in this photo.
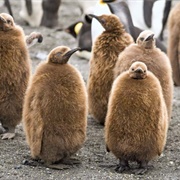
[22,159,41,167]
[132,168,148,175]
[115,159,129,173]
[132,161,153,175]
[115,164,129,173]
[60,157,81,165]
[1,132,15,140]
[45,157,81,170]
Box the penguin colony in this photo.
[0,0,175,175]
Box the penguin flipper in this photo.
[24,91,44,159]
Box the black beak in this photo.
[135,68,143,74]
[61,47,81,64]
[88,14,100,22]
[102,0,116,3]
[145,34,154,41]
[64,47,81,58]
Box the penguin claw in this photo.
[132,168,148,175]
[60,158,81,165]
[115,164,129,173]
[1,132,15,140]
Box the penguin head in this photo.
[0,13,14,31]
[88,14,123,32]
[136,30,155,49]
[129,61,147,79]
[62,21,83,38]
[48,46,81,64]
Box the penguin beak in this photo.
[134,68,143,74]
[102,0,116,3]
[145,34,154,41]
[63,47,81,60]
[88,14,100,22]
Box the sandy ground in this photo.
[0,1,180,180]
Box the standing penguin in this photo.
[20,0,61,27]
[57,15,92,60]
[167,2,180,86]
[105,61,168,174]
[114,30,173,122]
[23,46,87,167]
[0,13,31,140]
[87,14,133,125]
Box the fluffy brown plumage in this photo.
[0,13,31,140]
[114,30,173,122]
[23,46,87,166]
[167,2,180,86]
[105,61,168,174]
[87,14,133,125]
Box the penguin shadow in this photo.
[22,155,82,170]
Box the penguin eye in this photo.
[7,19,11,24]
[140,37,144,41]
[101,18,105,24]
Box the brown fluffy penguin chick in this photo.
[167,2,180,86]
[23,46,87,168]
[0,13,31,140]
[105,61,168,174]
[87,14,133,125]
[114,30,173,122]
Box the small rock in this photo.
[14,165,22,169]
[22,159,29,165]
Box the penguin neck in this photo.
[105,26,125,34]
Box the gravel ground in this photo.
[0,1,180,180]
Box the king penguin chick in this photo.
[0,13,31,140]
[167,2,180,86]
[23,46,87,168]
[87,14,133,125]
[114,30,173,123]
[105,61,168,174]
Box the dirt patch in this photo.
[0,1,180,180]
